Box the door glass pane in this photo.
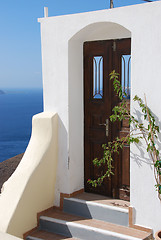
[93,56,103,99]
[121,55,131,99]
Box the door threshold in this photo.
[73,192,130,209]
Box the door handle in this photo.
[105,118,109,137]
[99,123,106,126]
[99,119,109,137]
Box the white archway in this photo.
[68,22,131,193]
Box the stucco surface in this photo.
[0,232,22,240]
[39,1,161,233]
[0,112,58,238]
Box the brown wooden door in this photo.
[84,39,131,199]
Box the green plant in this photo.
[88,70,161,199]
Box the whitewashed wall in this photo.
[38,1,161,233]
[0,232,22,240]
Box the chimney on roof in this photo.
[110,0,114,8]
[44,7,48,18]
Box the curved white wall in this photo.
[0,112,58,238]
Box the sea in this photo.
[0,89,43,163]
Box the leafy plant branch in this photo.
[88,70,161,199]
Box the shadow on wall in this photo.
[131,105,161,168]
[54,114,69,206]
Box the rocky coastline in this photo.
[0,153,23,192]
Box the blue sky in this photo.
[0,0,158,88]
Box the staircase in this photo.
[25,192,152,240]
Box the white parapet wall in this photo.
[0,232,22,240]
[0,112,58,238]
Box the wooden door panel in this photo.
[122,146,130,186]
[86,140,112,196]
[84,39,131,199]
[84,40,112,196]
[91,114,104,128]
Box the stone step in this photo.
[38,209,151,240]
[63,197,129,227]
[26,229,79,240]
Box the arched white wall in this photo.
[68,22,131,195]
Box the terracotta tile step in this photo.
[26,229,79,240]
[39,209,151,240]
